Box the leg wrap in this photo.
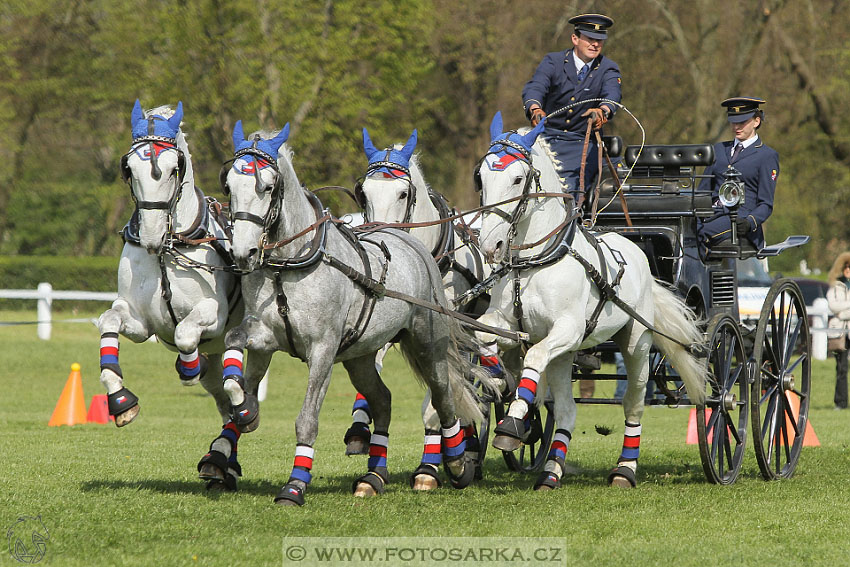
[441,420,466,463]
[419,429,442,467]
[222,348,244,384]
[100,332,122,378]
[276,444,313,505]
[619,422,642,463]
[176,350,207,385]
[222,349,258,427]
[535,429,571,490]
[351,393,372,424]
[515,367,541,407]
[367,431,389,471]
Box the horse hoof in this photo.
[114,405,140,427]
[411,474,439,491]
[198,463,225,482]
[276,498,301,506]
[609,475,634,488]
[205,479,235,492]
[180,376,201,387]
[353,483,377,498]
[345,438,370,456]
[236,415,260,434]
[535,484,554,491]
[492,434,522,452]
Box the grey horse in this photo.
[202,120,493,505]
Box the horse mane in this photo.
[516,126,562,191]
[407,151,432,199]
[144,104,195,187]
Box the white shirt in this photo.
[731,134,758,157]
[573,51,591,74]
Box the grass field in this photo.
[2,309,849,566]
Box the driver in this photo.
[697,97,779,252]
[522,13,621,212]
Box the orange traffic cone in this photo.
[48,363,88,427]
[785,392,819,447]
[685,408,712,444]
[86,394,113,424]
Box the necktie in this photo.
[577,64,589,82]
[730,143,743,162]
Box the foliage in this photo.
[1,0,849,273]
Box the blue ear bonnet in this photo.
[130,99,184,141]
[487,111,545,156]
[231,120,290,158]
[362,128,417,177]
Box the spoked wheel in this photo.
[751,279,811,480]
[697,314,749,484]
[474,380,494,474]
[494,393,555,473]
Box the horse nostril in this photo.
[247,248,258,258]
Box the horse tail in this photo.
[399,312,500,426]
[649,280,707,405]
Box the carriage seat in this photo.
[597,144,715,215]
[601,135,623,158]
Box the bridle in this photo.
[120,134,187,239]
[354,151,415,224]
[219,139,283,237]
[473,136,542,239]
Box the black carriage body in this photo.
[593,142,742,322]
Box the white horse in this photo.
[474,112,707,489]
[97,101,242,486]
[342,128,491,490]
[213,120,493,505]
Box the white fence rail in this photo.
[0,283,116,340]
[0,284,836,362]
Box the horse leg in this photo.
[197,421,242,491]
[219,325,272,433]
[343,344,391,455]
[339,355,392,499]
[533,356,577,490]
[493,316,584,451]
[97,299,150,427]
[409,392,443,490]
[608,329,652,488]
[172,298,221,386]
[274,347,337,507]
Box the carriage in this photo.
[474,137,812,486]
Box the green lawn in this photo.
[1,310,848,566]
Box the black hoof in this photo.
[492,416,525,451]
[409,465,442,489]
[275,483,305,506]
[444,456,475,489]
[107,388,139,427]
[534,471,561,490]
[607,465,637,488]
[230,393,260,432]
[343,423,371,456]
[205,473,237,492]
[353,469,387,497]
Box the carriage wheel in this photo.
[751,279,811,480]
[493,394,555,473]
[474,383,493,474]
[696,314,749,485]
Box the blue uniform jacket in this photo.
[522,49,621,133]
[697,138,779,249]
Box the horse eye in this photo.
[513,176,523,185]
[399,191,408,200]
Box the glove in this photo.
[530,107,547,127]
[582,107,607,130]
[735,217,752,235]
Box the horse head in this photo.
[476,111,544,264]
[122,99,187,253]
[222,120,290,272]
[357,128,418,224]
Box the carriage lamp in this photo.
[718,167,745,208]
[719,167,745,245]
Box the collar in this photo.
[569,50,596,73]
[734,135,759,150]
